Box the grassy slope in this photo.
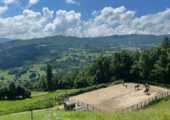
[0,97,170,120]
[0,89,76,115]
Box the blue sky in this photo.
[0,0,170,39]
[2,0,170,19]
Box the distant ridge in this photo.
[0,38,14,43]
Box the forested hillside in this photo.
[35,36,170,91]
[0,34,169,83]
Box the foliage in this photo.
[0,82,31,100]
[87,56,111,84]
[46,64,53,90]
[110,51,133,80]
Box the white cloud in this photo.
[44,10,82,37]
[0,9,46,39]
[65,0,80,5]
[0,6,170,39]
[43,7,54,19]
[83,6,170,37]
[1,0,15,5]
[0,6,8,15]
[83,6,136,37]
[29,0,40,7]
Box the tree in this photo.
[0,82,31,100]
[110,51,133,80]
[161,36,170,49]
[87,56,111,84]
[0,87,8,100]
[46,64,53,90]
[74,72,90,88]
[51,74,59,90]
[151,47,170,84]
[8,82,16,100]
[23,80,33,90]
[35,77,47,90]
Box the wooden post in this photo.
[30,107,33,120]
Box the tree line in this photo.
[34,37,170,90]
[0,82,31,100]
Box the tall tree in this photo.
[46,64,53,90]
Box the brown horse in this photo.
[144,88,149,95]
[135,84,140,90]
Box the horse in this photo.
[144,83,150,89]
[135,84,140,90]
[144,88,149,95]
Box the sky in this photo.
[0,0,170,39]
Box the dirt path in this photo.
[31,92,48,97]
[70,83,168,112]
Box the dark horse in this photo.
[144,88,149,95]
[135,84,140,90]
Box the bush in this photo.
[0,82,31,100]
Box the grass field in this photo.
[0,89,76,115]
[0,96,170,120]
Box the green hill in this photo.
[0,34,169,83]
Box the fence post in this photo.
[30,106,33,120]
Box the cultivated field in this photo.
[71,83,168,112]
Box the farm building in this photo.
[64,100,76,111]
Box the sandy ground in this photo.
[70,83,168,112]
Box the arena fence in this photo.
[76,100,102,112]
[123,90,170,111]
